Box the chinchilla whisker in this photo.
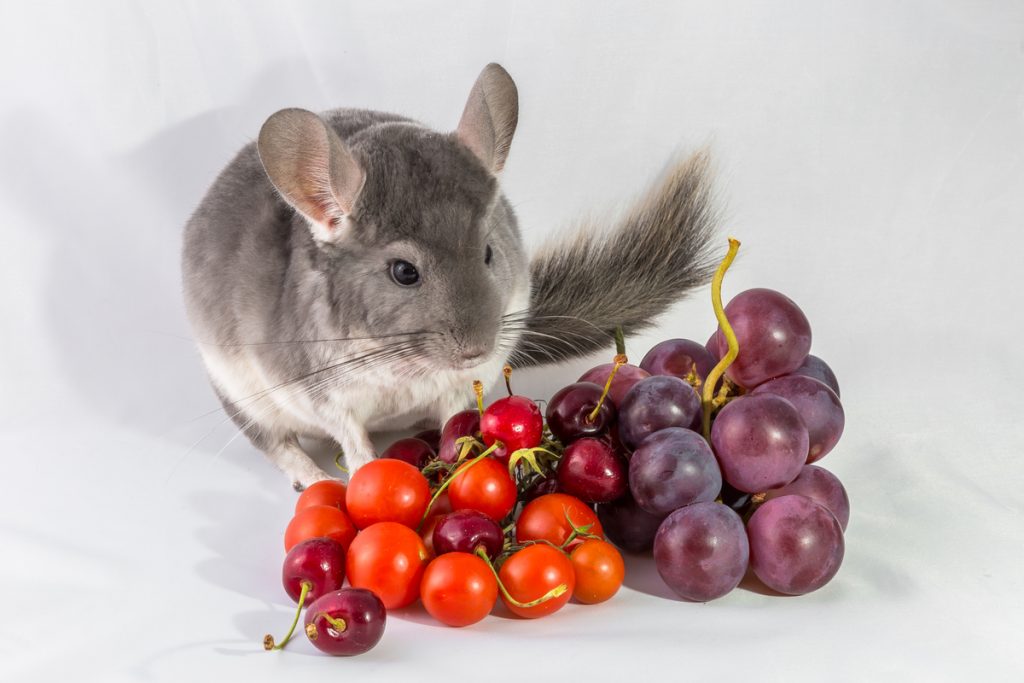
[194,329,442,349]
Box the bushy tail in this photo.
[511,150,719,367]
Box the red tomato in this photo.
[516,493,604,548]
[295,480,347,514]
[570,539,624,604]
[345,459,431,529]
[448,457,517,522]
[420,552,498,627]
[346,522,429,609]
[498,544,575,618]
[284,505,357,553]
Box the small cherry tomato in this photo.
[498,544,575,618]
[284,505,357,553]
[345,459,431,529]
[346,522,429,609]
[516,493,604,548]
[448,457,517,522]
[481,395,544,453]
[421,552,498,627]
[570,539,625,604]
[295,480,348,514]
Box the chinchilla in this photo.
[182,63,717,489]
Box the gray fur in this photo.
[181,63,717,487]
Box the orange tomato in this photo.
[284,504,357,553]
[516,493,604,548]
[570,539,625,604]
[498,544,575,618]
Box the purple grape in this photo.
[438,410,479,464]
[597,493,666,553]
[764,465,850,530]
[578,362,651,407]
[380,437,434,468]
[653,501,749,601]
[629,428,721,515]
[545,382,616,443]
[711,394,808,493]
[557,437,628,503]
[432,509,504,560]
[787,354,840,397]
[705,332,721,361]
[752,375,844,463]
[303,588,386,656]
[747,495,844,595]
[618,376,702,451]
[713,288,811,388]
[640,339,716,383]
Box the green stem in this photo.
[702,238,741,441]
[263,581,310,651]
[474,547,568,609]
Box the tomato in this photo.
[346,522,429,609]
[345,459,431,529]
[570,539,625,604]
[516,493,604,548]
[284,505,357,553]
[295,480,347,514]
[498,544,575,618]
[420,552,498,627]
[448,457,516,522]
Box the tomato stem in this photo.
[418,443,500,530]
[263,580,310,651]
[702,238,741,441]
[474,546,568,609]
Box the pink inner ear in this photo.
[457,118,495,170]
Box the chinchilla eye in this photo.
[484,244,493,266]
[390,260,420,286]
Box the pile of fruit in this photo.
[262,239,850,656]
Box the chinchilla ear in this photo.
[455,63,519,173]
[257,108,365,241]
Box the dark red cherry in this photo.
[303,588,386,656]
[556,437,628,504]
[431,509,504,560]
[265,538,347,651]
[413,429,442,453]
[438,410,480,464]
[545,381,616,443]
[381,437,434,469]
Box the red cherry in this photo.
[480,395,543,453]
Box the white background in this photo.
[1,1,1022,681]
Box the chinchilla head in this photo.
[256,64,527,372]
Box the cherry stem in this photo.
[473,380,485,418]
[418,442,500,530]
[333,451,349,475]
[503,365,513,396]
[702,238,741,441]
[588,353,627,423]
[263,581,310,651]
[474,546,568,609]
[614,326,626,356]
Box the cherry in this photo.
[303,588,386,656]
[438,410,480,464]
[521,473,560,502]
[413,428,442,453]
[432,509,505,560]
[264,538,346,651]
[557,437,627,503]
[545,382,616,443]
[578,362,650,407]
[480,395,543,454]
[381,437,434,468]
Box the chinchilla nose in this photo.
[460,344,490,362]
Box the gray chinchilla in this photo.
[182,63,717,489]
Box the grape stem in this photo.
[702,238,741,441]
[474,547,568,608]
[263,581,310,651]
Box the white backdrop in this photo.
[1,1,1022,681]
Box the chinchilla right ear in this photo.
[455,63,519,174]
[257,108,365,242]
